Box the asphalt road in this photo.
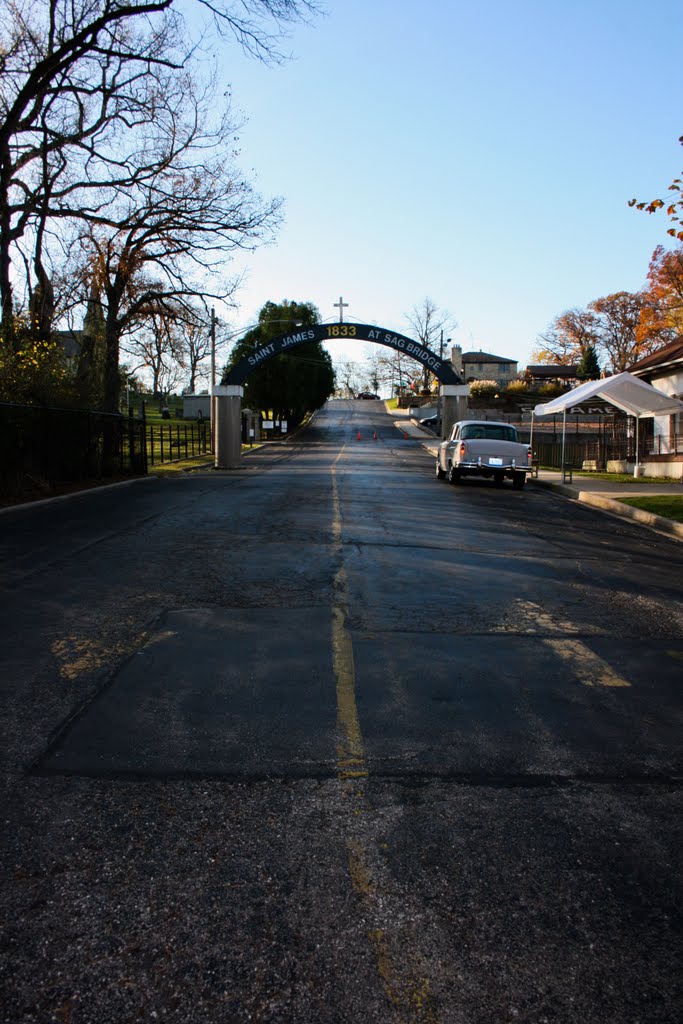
[1,399,681,1023]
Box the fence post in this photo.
[127,408,134,474]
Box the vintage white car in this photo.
[436,420,532,488]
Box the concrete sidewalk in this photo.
[385,402,438,439]
[532,469,683,541]
[535,468,683,497]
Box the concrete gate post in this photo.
[440,384,470,439]
[212,385,244,468]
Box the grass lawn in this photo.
[616,495,683,523]
[148,443,267,475]
[149,454,213,475]
[556,470,679,484]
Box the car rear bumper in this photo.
[458,460,531,474]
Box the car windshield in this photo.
[461,424,518,442]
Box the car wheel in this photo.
[435,459,446,480]
[512,472,526,490]
[447,463,461,484]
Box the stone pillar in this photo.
[440,384,470,439]
[212,385,243,468]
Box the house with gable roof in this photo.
[629,336,683,456]
[450,345,518,387]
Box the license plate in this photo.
[489,457,503,466]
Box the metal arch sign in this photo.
[223,323,463,386]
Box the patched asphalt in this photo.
[1,399,681,1024]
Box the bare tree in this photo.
[404,297,457,392]
[534,308,600,365]
[536,293,650,374]
[177,316,213,394]
[124,309,186,399]
[56,64,282,409]
[371,349,421,398]
[0,0,178,336]
[0,0,317,341]
[589,292,647,373]
[137,301,228,394]
[333,358,364,398]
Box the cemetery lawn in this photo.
[149,455,213,475]
[149,444,265,475]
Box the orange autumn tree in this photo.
[629,135,683,243]
[532,308,599,365]
[637,245,683,346]
[535,294,655,373]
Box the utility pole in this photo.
[210,307,216,388]
[210,307,216,452]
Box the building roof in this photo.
[461,351,517,364]
[525,364,578,379]
[628,336,683,374]
[54,328,83,360]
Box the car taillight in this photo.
[459,442,466,458]
[527,447,532,463]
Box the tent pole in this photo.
[635,416,640,474]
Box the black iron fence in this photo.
[144,420,210,466]
[473,407,683,461]
[525,433,662,470]
[0,402,210,503]
[0,402,147,501]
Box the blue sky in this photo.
[208,0,682,371]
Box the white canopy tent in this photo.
[531,372,683,474]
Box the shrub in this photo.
[505,379,529,394]
[537,382,567,398]
[468,379,499,400]
[0,322,73,405]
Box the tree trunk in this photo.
[103,306,121,414]
[0,140,15,344]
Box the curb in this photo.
[532,478,683,541]
[577,490,683,540]
[0,475,152,516]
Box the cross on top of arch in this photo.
[333,296,348,323]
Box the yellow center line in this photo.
[329,448,439,1021]
[331,447,368,778]
[332,598,367,776]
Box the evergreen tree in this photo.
[576,344,601,381]
[225,300,335,427]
